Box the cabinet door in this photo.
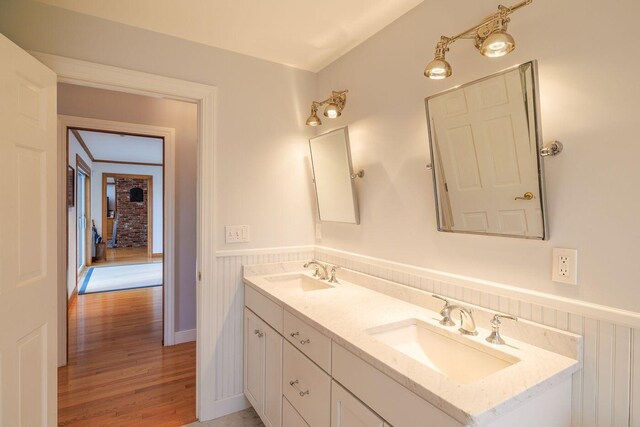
[283,396,309,427]
[263,321,283,427]
[332,381,385,427]
[244,308,265,414]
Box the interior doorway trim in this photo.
[59,115,176,350]
[40,51,218,421]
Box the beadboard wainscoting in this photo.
[314,246,640,427]
[212,246,315,417]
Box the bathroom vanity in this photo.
[243,262,581,427]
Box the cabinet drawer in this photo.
[245,284,283,333]
[283,341,331,427]
[283,396,310,427]
[284,310,331,373]
[332,343,463,427]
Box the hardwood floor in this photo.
[59,287,196,426]
[96,246,158,267]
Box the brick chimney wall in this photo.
[115,177,148,248]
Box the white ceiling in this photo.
[36,0,422,71]
[76,130,163,164]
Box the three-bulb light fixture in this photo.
[305,90,348,126]
[424,0,533,80]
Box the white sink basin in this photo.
[264,274,335,292]
[367,319,519,384]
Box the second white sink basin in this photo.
[265,273,334,292]
[368,319,519,384]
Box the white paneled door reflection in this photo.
[430,68,542,237]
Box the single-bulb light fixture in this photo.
[305,90,348,126]
[305,108,322,126]
[424,58,452,80]
[480,30,515,57]
[423,0,532,80]
[324,103,340,118]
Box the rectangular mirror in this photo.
[309,127,360,224]
[425,61,547,239]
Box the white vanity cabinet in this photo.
[244,308,283,427]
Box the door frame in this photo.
[102,172,154,258]
[42,51,218,421]
[75,154,92,275]
[59,115,177,350]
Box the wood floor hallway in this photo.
[59,287,196,426]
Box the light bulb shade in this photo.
[480,31,515,58]
[305,111,322,126]
[424,58,452,80]
[324,103,341,118]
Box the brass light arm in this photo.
[438,0,532,48]
[305,90,349,126]
[424,0,533,79]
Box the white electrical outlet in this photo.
[225,225,250,243]
[315,223,322,239]
[552,248,578,285]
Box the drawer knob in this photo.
[254,329,264,338]
[299,338,311,345]
[290,331,300,338]
[289,379,310,397]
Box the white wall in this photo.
[91,162,163,254]
[67,131,92,297]
[316,0,640,314]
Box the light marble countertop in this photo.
[243,262,581,426]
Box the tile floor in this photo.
[186,408,264,427]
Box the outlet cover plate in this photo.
[552,248,578,285]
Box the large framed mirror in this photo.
[425,60,547,239]
[309,127,360,224]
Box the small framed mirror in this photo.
[309,127,360,224]
[425,61,547,239]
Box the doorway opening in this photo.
[59,97,196,425]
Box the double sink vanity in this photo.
[243,261,581,427]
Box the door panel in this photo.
[244,309,265,414]
[0,33,57,426]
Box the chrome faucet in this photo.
[328,266,339,283]
[432,295,456,326]
[486,314,518,345]
[303,261,328,280]
[449,305,478,336]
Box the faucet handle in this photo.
[491,314,518,326]
[486,314,518,345]
[432,294,449,306]
[431,295,455,327]
[328,266,339,283]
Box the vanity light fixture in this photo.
[424,0,533,80]
[305,90,348,126]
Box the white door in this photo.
[0,34,58,426]
[77,171,86,271]
[430,70,542,236]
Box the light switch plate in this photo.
[552,248,578,285]
[225,225,250,243]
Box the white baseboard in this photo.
[199,394,250,422]
[174,328,196,344]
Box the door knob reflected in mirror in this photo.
[514,192,534,201]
